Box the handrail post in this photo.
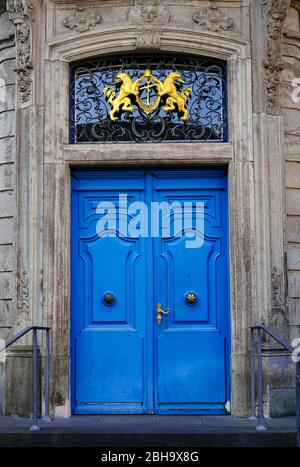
[296,361,300,448]
[1,325,51,432]
[249,327,256,420]
[256,328,267,432]
[29,328,40,432]
[43,329,51,422]
[250,324,299,442]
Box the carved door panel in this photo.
[71,172,151,414]
[152,170,230,414]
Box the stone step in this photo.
[0,432,297,448]
[0,415,297,447]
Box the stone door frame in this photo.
[42,27,257,417]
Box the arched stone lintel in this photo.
[45,26,249,63]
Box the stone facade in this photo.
[0,4,15,336]
[0,0,299,419]
[0,1,16,415]
[284,3,300,339]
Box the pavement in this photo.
[0,415,297,447]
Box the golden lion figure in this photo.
[103,70,192,121]
[103,73,139,122]
[157,72,192,121]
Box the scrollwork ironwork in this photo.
[70,54,227,144]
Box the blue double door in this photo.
[71,169,230,414]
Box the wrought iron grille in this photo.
[70,54,228,144]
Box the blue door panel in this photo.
[157,332,226,403]
[83,236,140,324]
[71,172,150,414]
[152,170,229,414]
[71,169,230,415]
[159,236,220,324]
[76,331,143,403]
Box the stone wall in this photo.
[283,5,300,341]
[0,0,298,419]
[261,3,300,418]
[0,3,16,414]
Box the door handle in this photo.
[156,303,171,326]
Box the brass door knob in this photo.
[185,292,198,305]
[103,292,116,305]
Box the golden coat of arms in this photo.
[103,70,192,122]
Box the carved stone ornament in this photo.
[129,0,170,50]
[129,0,170,26]
[18,270,29,314]
[6,0,34,104]
[263,0,290,113]
[63,8,102,33]
[14,267,32,330]
[270,266,289,339]
[271,266,283,309]
[136,29,162,49]
[193,3,233,32]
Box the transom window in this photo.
[70,54,228,144]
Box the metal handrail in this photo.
[0,325,51,432]
[250,325,300,447]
